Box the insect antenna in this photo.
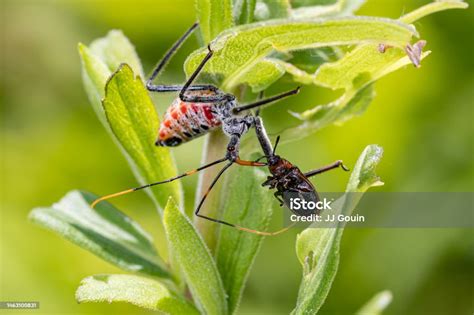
[304,160,350,178]
[91,157,227,208]
[272,135,280,155]
[232,87,300,114]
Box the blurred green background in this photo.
[1,0,473,314]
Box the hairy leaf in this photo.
[239,59,286,92]
[283,84,375,142]
[89,30,144,78]
[233,0,257,25]
[311,1,467,91]
[215,166,274,314]
[282,47,342,73]
[356,290,393,315]
[399,0,468,24]
[29,190,169,278]
[163,198,227,315]
[292,145,383,314]
[291,0,366,19]
[103,64,181,212]
[184,17,417,91]
[79,32,181,212]
[76,274,198,314]
[78,30,143,127]
[241,3,466,144]
[282,0,470,142]
[254,0,291,21]
[196,0,234,43]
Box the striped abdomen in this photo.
[156,98,221,146]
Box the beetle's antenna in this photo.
[233,87,300,113]
[304,160,350,178]
[91,157,227,208]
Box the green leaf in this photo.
[291,0,337,7]
[276,1,470,144]
[399,0,468,24]
[76,274,198,314]
[308,1,467,91]
[250,84,374,148]
[282,47,342,73]
[196,0,234,43]
[215,166,274,314]
[356,290,393,315]
[163,198,227,315]
[292,145,383,315]
[238,59,286,92]
[184,17,417,91]
[79,31,181,211]
[345,144,384,192]
[244,2,467,143]
[103,64,181,212]
[89,30,144,78]
[233,0,257,25]
[254,0,291,21]
[29,190,169,278]
[78,30,143,127]
[291,0,366,19]
[314,48,419,90]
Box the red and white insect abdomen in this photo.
[156,98,221,146]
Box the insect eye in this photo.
[228,146,235,151]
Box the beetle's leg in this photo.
[274,191,284,206]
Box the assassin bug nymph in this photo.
[145,22,300,162]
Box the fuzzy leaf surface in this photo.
[215,166,274,313]
[292,145,384,314]
[76,274,198,314]
[163,198,227,315]
[103,64,181,212]
[29,191,169,277]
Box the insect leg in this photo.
[194,162,235,226]
[274,191,284,206]
[235,158,266,167]
[91,157,228,208]
[232,87,301,113]
[145,23,219,93]
[147,84,218,93]
[179,45,234,103]
[304,160,350,178]
[195,163,291,236]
